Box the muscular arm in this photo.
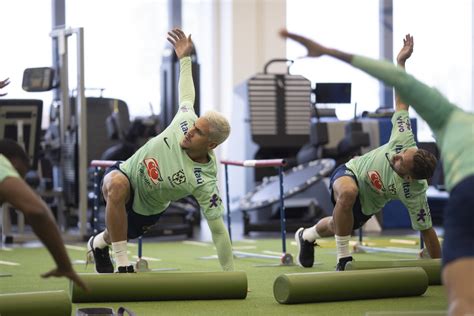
[279,30,456,132]
[0,177,87,290]
[421,227,442,259]
[349,56,455,132]
[207,217,234,271]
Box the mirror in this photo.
[22,67,55,92]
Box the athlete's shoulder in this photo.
[398,179,427,201]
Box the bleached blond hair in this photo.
[201,110,231,145]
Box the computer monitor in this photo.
[0,99,43,170]
[315,83,352,104]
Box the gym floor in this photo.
[0,213,447,316]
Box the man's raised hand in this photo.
[397,34,414,66]
[279,29,329,58]
[0,78,10,96]
[167,28,193,59]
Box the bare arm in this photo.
[167,28,193,59]
[279,29,455,132]
[0,177,87,291]
[279,29,354,63]
[0,77,10,96]
[421,227,442,259]
[395,34,414,112]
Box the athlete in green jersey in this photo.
[280,30,473,316]
[291,34,441,271]
[0,139,86,290]
[87,29,234,273]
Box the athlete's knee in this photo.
[335,186,358,209]
[102,171,130,204]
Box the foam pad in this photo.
[273,267,428,304]
[365,312,446,316]
[71,271,248,303]
[345,259,441,285]
[0,290,71,316]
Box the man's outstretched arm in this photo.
[395,34,414,112]
[421,227,442,259]
[167,28,195,108]
[0,177,87,291]
[279,29,456,132]
[207,217,235,271]
[0,77,10,96]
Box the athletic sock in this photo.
[335,235,351,261]
[93,232,109,249]
[302,225,320,242]
[112,240,129,267]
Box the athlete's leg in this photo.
[441,176,474,316]
[332,176,358,237]
[443,258,474,316]
[101,169,131,270]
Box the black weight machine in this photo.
[297,82,370,166]
[241,59,370,236]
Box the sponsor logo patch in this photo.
[345,169,355,176]
[171,170,186,185]
[194,167,204,184]
[388,183,397,195]
[402,181,411,198]
[417,209,427,223]
[164,137,170,149]
[143,158,163,184]
[209,194,221,208]
[367,170,385,192]
[396,115,412,132]
[180,121,189,135]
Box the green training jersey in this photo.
[346,110,432,231]
[0,154,20,183]
[352,55,474,191]
[119,57,224,220]
[0,154,21,205]
[434,110,474,190]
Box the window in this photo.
[66,0,169,118]
[0,0,52,127]
[286,0,380,120]
[183,0,218,115]
[393,0,473,140]
[287,0,473,140]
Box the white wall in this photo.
[216,0,287,210]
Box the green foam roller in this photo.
[273,267,428,304]
[365,312,446,316]
[71,271,248,303]
[0,290,71,316]
[345,259,442,285]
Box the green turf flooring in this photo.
[0,236,448,315]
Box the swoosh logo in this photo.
[164,137,170,149]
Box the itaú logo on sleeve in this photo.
[367,170,385,192]
[143,158,163,184]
